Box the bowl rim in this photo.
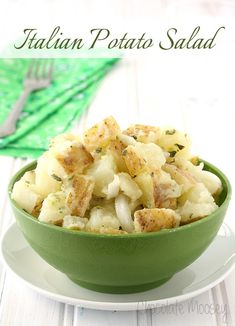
[8,159,232,239]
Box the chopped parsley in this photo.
[165,129,176,135]
[51,174,62,182]
[58,207,64,214]
[95,147,102,153]
[169,150,177,158]
[175,143,185,150]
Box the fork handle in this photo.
[0,88,32,138]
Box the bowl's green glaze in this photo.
[8,160,231,294]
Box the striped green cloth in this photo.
[0,58,119,158]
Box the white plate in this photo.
[1,223,235,311]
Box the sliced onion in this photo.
[106,174,120,199]
[118,134,137,146]
[115,194,134,232]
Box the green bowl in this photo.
[8,160,231,294]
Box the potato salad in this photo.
[11,116,222,234]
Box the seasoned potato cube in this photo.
[123,143,166,177]
[135,172,154,207]
[123,124,161,143]
[64,175,94,217]
[134,208,181,232]
[135,170,181,209]
[55,143,93,175]
[157,129,191,160]
[118,172,142,201]
[11,172,42,214]
[50,132,93,175]
[163,163,197,193]
[63,215,88,230]
[87,154,117,197]
[180,182,215,204]
[35,152,63,198]
[21,171,36,184]
[86,227,127,234]
[122,145,146,177]
[178,201,218,224]
[152,170,181,208]
[97,228,128,234]
[175,159,222,195]
[40,152,67,178]
[199,170,222,195]
[107,137,128,172]
[177,183,218,223]
[38,192,70,225]
[135,143,166,170]
[86,206,121,231]
[83,116,121,153]
[50,133,80,151]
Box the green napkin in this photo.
[0,58,119,158]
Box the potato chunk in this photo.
[63,215,88,230]
[123,143,166,177]
[87,154,117,197]
[22,170,36,184]
[86,206,121,231]
[107,137,128,172]
[38,192,70,225]
[57,143,93,175]
[97,228,128,234]
[134,208,181,232]
[118,172,142,201]
[35,152,62,198]
[135,170,181,209]
[50,133,93,175]
[50,133,80,153]
[163,163,197,193]
[83,116,121,153]
[157,129,191,160]
[179,202,218,224]
[135,172,154,207]
[123,124,161,143]
[64,175,94,217]
[122,145,146,177]
[136,142,166,170]
[152,170,182,209]
[11,171,42,215]
[177,183,218,223]
[175,159,222,195]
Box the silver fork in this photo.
[0,60,53,138]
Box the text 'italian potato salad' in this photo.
[12,116,222,234]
